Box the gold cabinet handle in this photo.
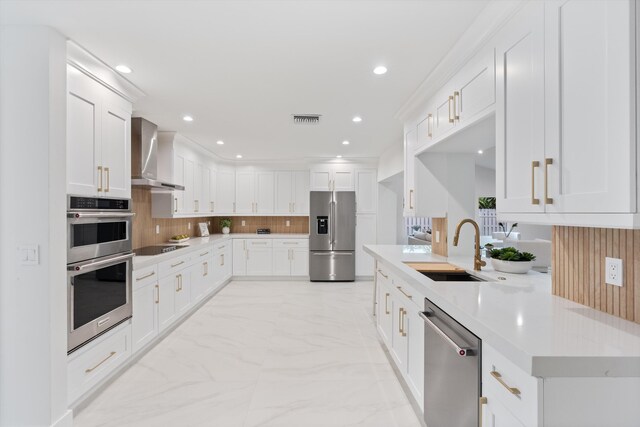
[409,189,414,209]
[203,261,208,276]
[531,161,540,205]
[194,200,199,212]
[200,251,210,257]
[384,293,390,315]
[104,167,110,192]
[397,286,412,299]
[155,284,159,304]
[398,308,407,337]
[220,253,224,266]
[377,269,388,279]
[136,271,155,281]
[427,113,433,137]
[544,158,553,204]
[490,370,521,396]
[398,308,403,335]
[448,95,454,123]
[97,166,103,192]
[453,91,460,121]
[174,197,178,213]
[479,397,488,427]
[85,351,116,373]
[171,261,185,268]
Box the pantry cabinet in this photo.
[355,169,377,213]
[67,66,132,198]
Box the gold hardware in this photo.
[97,166,103,192]
[210,201,214,212]
[176,274,181,291]
[479,397,488,427]
[174,197,178,213]
[283,242,299,245]
[171,261,185,268]
[252,241,268,245]
[194,200,198,212]
[490,371,521,395]
[85,351,116,373]
[396,286,412,299]
[377,269,388,279]
[104,167,110,192]
[200,251,209,257]
[398,308,403,335]
[399,308,407,337]
[427,113,433,137]
[155,284,159,304]
[409,189,414,209]
[531,161,540,205]
[136,271,155,281]
[544,158,553,204]
[204,261,208,276]
[385,293,390,315]
[453,91,460,121]
[453,219,487,271]
[448,95,454,123]
[220,253,224,266]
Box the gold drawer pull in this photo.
[453,91,460,121]
[200,251,210,257]
[409,189,414,209]
[171,261,185,268]
[490,370,521,396]
[155,284,159,304]
[396,286,412,299]
[448,95,454,123]
[104,167,110,192]
[544,158,553,204]
[377,269,388,279]
[136,271,155,281]
[218,245,226,249]
[531,161,540,205]
[384,293,390,315]
[427,113,433,137]
[283,242,299,245]
[97,166,103,192]
[85,351,116,373]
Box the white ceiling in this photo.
[1,0,489,161]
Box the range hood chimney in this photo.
[131,118,184,191]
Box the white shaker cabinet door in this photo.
[481,395,525,427]
[255,171,275,214]
[132,281,158,353]
[544,0,636,213]
[246,248,273,276]
[355,170,377,214]
[274,171,294,214]
[293,170,310,214]
[290,247,309,276]
[158,274,177,332]
[272,248,291,276]
[232,239,247,275]
[495,1,545,214]
[216,169,235,214]
[100,102,131,199]
[235,170,255,214]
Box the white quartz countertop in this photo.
[133,233,309,269]
[365,244,640,378]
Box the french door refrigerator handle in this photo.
[419,310,472,356]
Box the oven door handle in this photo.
[68,253,135,273]
[68,212,135,219]
[419,310,473,357]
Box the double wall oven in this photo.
[67,196,134,353]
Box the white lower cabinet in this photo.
[191,249,214,303]
[482,394,525,427]
[376,269,393,344]
[234,238,308,277]
[67,322,131,404]
[272,239,309,276]
[132,266,159,353]
[158,272,179,332]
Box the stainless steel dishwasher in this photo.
[420,298,481,427]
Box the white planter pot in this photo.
[222,227,230,234]
[490,259,533,274]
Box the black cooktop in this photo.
[134,245,188,256]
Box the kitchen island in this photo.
[365,244,640,427]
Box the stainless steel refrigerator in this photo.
[309,191,356,281]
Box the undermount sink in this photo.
[420,271,486,282]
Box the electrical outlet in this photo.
[435,231,440,243]
[241,220,246,226]
[286,220,290,227]
[155,225,160,234]
[605,257,623,287]
[188,222,191,230]
[207,221,210,225]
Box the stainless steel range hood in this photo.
[131,118,184,191]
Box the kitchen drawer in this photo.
[133,264,158,289]
[68,322,131,404]
[273,238,308,248]
[194,246,214,261]
[213,240,230,253]
[158,252,192,277]
[246,239,273,248]
[483,343,542,426]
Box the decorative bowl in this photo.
[490,259,533,274]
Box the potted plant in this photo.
[220,218,232,234]
[487,247,536,274]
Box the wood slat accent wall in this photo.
[132,188,309,249]
[552,226,639,324]
[431,217,448,257]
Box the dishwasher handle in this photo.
[420,310,473,357]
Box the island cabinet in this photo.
[375,263,424,411]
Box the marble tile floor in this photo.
[74,280,423,427]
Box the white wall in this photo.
[377,142,403,182]
[475,165,496,199]
[0,26,70,427]
[377,173,405,245]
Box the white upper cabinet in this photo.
[255,170,275,213]
[457,46,495,124]
[67,66,132,199]
[310,165,354,191]
[235,170,256,214]
[404,129,417,217]
[275,170,310,215]
[216,168,235,214]
[544,0,635,214]
[355,169,377,213]
[235,169,274,214]
[495,1,546,214]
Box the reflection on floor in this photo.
[74,280,422,427]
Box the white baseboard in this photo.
[231,275,310,281]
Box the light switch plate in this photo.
[605,257,623,287]
[286,220,290,227]
[241,220,246,226]
[155,225,160,234]
[435,231,440,243]
[18,245,39,266]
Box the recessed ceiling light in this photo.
[352,116,362,123]
[336,155,343,158]
[236,154,243,159]
[478,150,483,154]
[216,140,224,145]
[342,140,350,145]
[115,64,132,74]
[373,65,387,75]
[183,115,194,122]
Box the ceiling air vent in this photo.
[292,114,321,125]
